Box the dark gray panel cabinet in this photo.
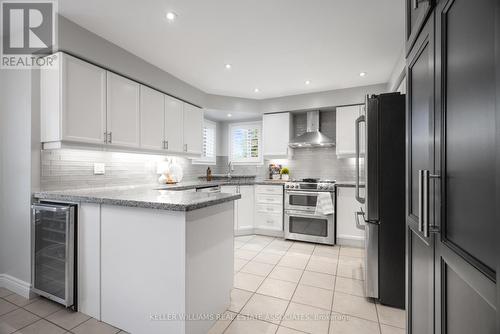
[406,13,436,333]
[406,0,434,54]
[407,0,499,332]
[433,0,497,332]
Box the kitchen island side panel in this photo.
[100,205,187,334]
[185,201,234,334]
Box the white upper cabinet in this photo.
[41,52,107,144]
[164,96,184,153]
[106,73,141,148]
[182,103,203,155]
[140,86,164,150]
[335,105,365,158]
[41,52,204,156]
[263,112,291,157]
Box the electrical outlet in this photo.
[94,163,105,175]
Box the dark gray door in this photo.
[406,0,434,54]
[433,0,497,332]
[406,13,436,334]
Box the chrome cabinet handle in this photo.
[418,170,428,234]
[418,169,440,237]
[165,140,168,150]
[108,132,112,144]
[184,144,187,152]
[104,132,108,143]
[355,114,366,204]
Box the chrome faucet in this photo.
[227,161,234,179]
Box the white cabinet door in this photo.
[106,73,140,148]
[183,103,203,155]
[221,186,238,230]
[336,186,365,246]
[60,54,107,144]
[237,186,254,232]
[140,86,164,150]
[263,112,290,157]
[336,105,364,158]
[164,96,184,153]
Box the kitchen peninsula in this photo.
[33,185,240,334]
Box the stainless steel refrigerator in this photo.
[354,92,406,308]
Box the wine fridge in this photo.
[31,203,76,307]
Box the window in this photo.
[193,119,216,165]
[229,121,263,164]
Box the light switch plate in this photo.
[94,163,105,175]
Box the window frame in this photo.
[192,119,217,165]
[228,121,263,165]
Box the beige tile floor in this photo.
[0,235,405,334]
[0,287,128,334]
[210,235,406,334]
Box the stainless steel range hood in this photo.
[289,111,335,148]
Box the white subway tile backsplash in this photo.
[40,146,361,191]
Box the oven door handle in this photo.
[286,191,323,196]
[285,210,331,219]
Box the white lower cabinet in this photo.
[336,186,365,247]
[220,185,254,235]
[254,185,284,236]
[237,186,254,233]
[221,184,284,236]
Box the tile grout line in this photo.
[275,243,315,331]
[224,235,290,333]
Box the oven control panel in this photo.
[285,182,335,191]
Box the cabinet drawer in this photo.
[255,185,283,195]
[255,204,283,215]
[255,212,283,230]
[255,194,283,205]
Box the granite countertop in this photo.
[33,185,241,212]
[32,178,288,211]
[156,178,286,190]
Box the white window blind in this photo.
[193,119,216,164]
[229,122,262,164]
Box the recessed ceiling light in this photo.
[305,80,311,85]
[254,88,260,93]
[227,113,232,117]
[359,72,367,77]
[225,64,232,69]
[166,12,177,21]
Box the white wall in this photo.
[58,16,206,107]
[0,69,33,285]
[386,48,406,92]
[260,84,387,113]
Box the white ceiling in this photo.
[59,0,404,100]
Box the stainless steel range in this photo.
[284,179,336,245]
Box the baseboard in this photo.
[252,228,284,238]
[337,235,364,248]
[235,228,284,238]
[0,274,34,298]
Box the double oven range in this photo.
[284,179,336,245]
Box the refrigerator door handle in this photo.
[355,114,366,204]
[355,211,366,230]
